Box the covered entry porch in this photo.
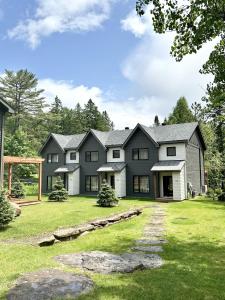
[151,161,187,201]
[97,163,126,198]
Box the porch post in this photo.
[8,163,12,195]
[38,163,42,201]
[153,173,157,199]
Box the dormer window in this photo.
[113,150,120,158]
[167,147,176,156]
[70,152,76,160]
[47,154,59,163]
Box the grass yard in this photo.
[1,196,225,299]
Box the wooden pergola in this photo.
[3,156,45,201]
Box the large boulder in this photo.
[7,269,94,300]
[55,251,163,274]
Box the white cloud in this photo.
[39,78,163,129]
[121,9,214,115]
[121,8,152,37]
[8,0,114,48]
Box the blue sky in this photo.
[0,0,212,129]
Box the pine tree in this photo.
[0,190,15,228]
[167,97,196,124]
[0,69,46,133]
[4,129,36,178]
[51,96,63,114]
[48,176,68,202]
[10,180,25,199]
[154,115,160,126]
[97,180,119,207]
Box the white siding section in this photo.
[159,143,186,161]
[66,150,79,163]
[107,148,125,162]
[68,168,80,195]
[172,166,186,200]
[115,168,126,197]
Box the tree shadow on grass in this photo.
[78,236,225,300]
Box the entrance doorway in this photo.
[163,176,173,197]
[110,175,115,189]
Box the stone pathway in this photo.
[7,204,168,298]
[132,204,168,260]
[7,269,94,300]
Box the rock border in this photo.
[38,208,142,247]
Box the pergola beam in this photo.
[3,156,45,201]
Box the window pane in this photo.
[70,152,76,160]
[167,147,176,156]
[86,176,91,191]
[52,176,58,188]
[139,149,148,160]
[47,176,52,190]
[91,152,99,162]
[113,150,120,158]
[133,176,139,192]
[140,176,149,193]
[52,154,59,163]
[91,176,99,192]
[85,152,91,162]
[47,154,51,163]
[132,149,139,160]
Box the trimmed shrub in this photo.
[218,192,225,202]
[0,190,15,228]
[97,180,119,207]
[48,176,68,202]
[10,180,25,199]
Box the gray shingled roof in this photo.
[54,164,80,173]
[97,162,126,172]
[64,133,86,149]
[50,122,200,150]
[153,122,198,143]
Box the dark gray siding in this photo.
[186,130,205,193]
[41,137,65,193]
[0,109,4,184]
[124,128,158,198]
[79,133,106,195]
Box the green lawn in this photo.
[1,196,225,299]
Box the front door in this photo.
[110,175,115,189]
[163,176,173,197]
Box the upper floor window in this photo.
[132,148,149,160]
[70,152,76,160]
[113,150,120,158]
[85,151,99,162]
[47,153,59,163]
[167,147,176,156]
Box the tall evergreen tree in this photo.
[154,115,160,126]
[167,97,196,125]
[0,69,46,133]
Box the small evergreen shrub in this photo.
[218,192,225,202]
[0,190,15,228]
[97,180,119,207]
[10,180,25,199]
[48,176,68,202]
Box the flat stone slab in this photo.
[132,246,164,253]
[135,239,168,245]
[143,232,165,238]
[7,269,94,300]
[38,235,56,247]
[55,251,163,274]
[144,226,165,232]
